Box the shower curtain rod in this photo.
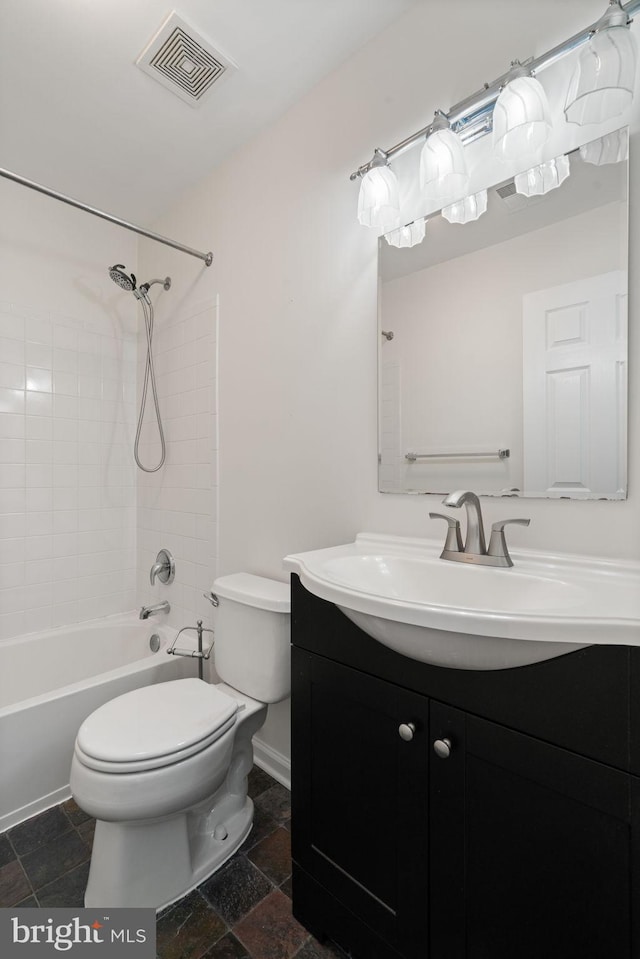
[0,166,213,266]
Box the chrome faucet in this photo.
[430,489,530,568]
[443,490,486,555]
[139,601,170,620]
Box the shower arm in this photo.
[0,166,213,267]
[136,277,172,299]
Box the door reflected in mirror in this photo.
[378,130,628,500]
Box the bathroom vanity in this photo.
[290,575,640,959]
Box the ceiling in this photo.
[0,0,415,224]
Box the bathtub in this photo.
[0,613,196,832]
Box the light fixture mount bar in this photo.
[350,0,639,180]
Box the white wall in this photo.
[0,181,138,640]
[144,0,640,764]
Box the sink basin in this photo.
[321,555,586,613]
[283,533,640,670]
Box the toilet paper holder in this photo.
[167,620,214,680]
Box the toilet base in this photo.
[84,796,255,911]
[75,685,269,910]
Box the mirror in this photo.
[378,132,628,499]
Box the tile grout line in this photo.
[7,807,92,906]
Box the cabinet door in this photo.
[430,701,632,959]
[292,649,430,958]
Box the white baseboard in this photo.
[253,737,291,791]
[1,785,72,834]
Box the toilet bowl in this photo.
[70,573,290,910]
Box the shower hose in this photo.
[134,293,166,473]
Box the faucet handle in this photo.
[487,518,531,567]
[150,548,175,586]
[429,512,463,554]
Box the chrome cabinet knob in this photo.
[398,722,416,742]
[433,737,452,759]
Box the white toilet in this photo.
[70,573,290,910]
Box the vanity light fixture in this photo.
[356,148,401,231]
[565,0,638,125]
[442,189,488,224]
[384,218,426,248]
[350,0,638,230]
[419,111,470,204]
[492,62,552,163]
[514,155,571,197]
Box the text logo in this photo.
[0,908,156,957]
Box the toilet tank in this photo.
[212,573,291,704]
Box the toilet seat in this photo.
[76,679,239,774]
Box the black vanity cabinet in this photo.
[292,651,430,958]
[290,575,639,959]
[429,701,631,959]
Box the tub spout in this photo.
[139,601,170,620]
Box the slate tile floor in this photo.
[0,768,346,959]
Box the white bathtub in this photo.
[0,613,196,832]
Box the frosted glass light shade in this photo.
[514,155,570,196]
[357,165,401,231]
[385,219,426,248]
[419,128,469,203]
[565,27,637,125]
[493,76,552,162]
[442,190,488,224]
[579,127,629,165]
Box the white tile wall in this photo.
[0,300,137,639]
[136,298,218,641]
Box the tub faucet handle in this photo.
[150,548,175,585]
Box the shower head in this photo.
[108,264,137,292]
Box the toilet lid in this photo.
[76,679,238,770]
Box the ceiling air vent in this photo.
[136,12,236,107]
[496,181,517,201]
